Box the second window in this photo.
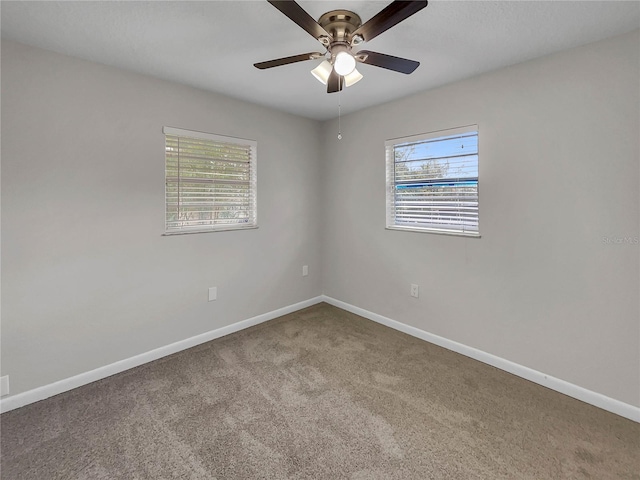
[385,125,479,236]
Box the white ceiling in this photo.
[2,1,639,121]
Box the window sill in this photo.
[386,225,481,238]
[163,225,258,236]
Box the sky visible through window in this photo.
[394,132,478,187]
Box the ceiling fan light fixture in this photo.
[334,51,357,76]
[311,60,333,85]
[344,68,363,87]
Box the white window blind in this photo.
[164,127,257,234]
[385,125,479,236]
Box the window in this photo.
[164,127,257,234]
[385,125,479,236]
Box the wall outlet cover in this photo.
[208,287,217,302]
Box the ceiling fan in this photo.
[254,0,428,93]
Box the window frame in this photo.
[163,126,257,235]
[385,124,480,237]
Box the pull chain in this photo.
[337,78,343,140]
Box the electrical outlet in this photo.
[208,287,217,302]
[0,376,9,397]
[410,284,419,298]
[302,265,309,277]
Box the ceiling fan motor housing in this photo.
[318,10,362,45]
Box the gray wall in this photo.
[2,30,639,408]
[1,41,323,395]
[320,30,640,407]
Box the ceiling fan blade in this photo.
[356,50,419,74]
[254,52,324,70]
[268,1,333,44]
[327,69,343,94]
[352,1,428,43]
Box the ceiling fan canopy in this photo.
[254,0,428,93]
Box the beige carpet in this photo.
[1,303,638,479]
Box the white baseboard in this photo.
[321,295,640,423]
[0,296,324,414]
[4,295,638,423]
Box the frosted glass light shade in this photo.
[311,60,332,85]
[334,51,356,76]
[344,68,363,87]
